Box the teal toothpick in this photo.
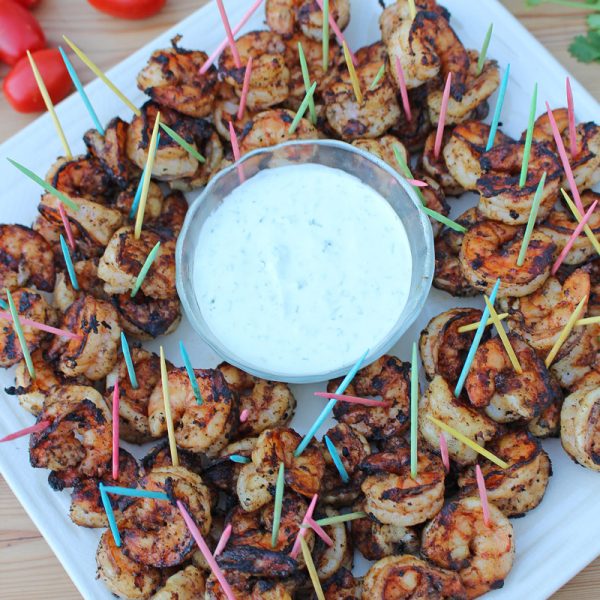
[486,64,511,151]
[120,332,138,389]
[131,241,160,297]
[179,340,203,404]
[60,234,79,290]
[102,486,169,500]
[99,483,121,546]
[324,435,349,483]
[229,455,251,464]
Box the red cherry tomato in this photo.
[0,0,46,65]
[3,48,72,113]
[13,0,42,8]
[87,0,166,20]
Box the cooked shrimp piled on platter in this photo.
[2,0,600,599]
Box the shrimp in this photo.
[212,93,255,141]
[351,499,419,561]
[352,135,409,175]
[118,466,212,567]
[0,224,55,292]
[323,42,401,140]
[218,362,296,437]
[419,308,489,385]
[137,37,218,119]
[46,294,121,381]
[148,190,188,235]
[219,31,290,111]
[561,384,600,471]
[203,437,257,493]
[419,375,500,466]
[314,506,353,581]
[296,0,350,41]
[323,567,362,600]
[105,346,161,443]
[476,141,562,224]
[53,258,108,313]
[363,555,467,599]
[379,0,449,44]
[151,565,205,600]
[459,219,555,298]
[96,529,162,599]
[417,174,452,236]
[551,324,600,389]
[239,109,319,155]
[527,378,563,438]
[422,496,515,599]
[29,385,111,478]
[329,355,411,441]
[205,574,294,600]
[148,367,238,456]
[441,121,512,191]
[98,226,177,300]
[0,288,57,368]
[434,208,485,297]
[360,444,445,527]
[112,293,182,340]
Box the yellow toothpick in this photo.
[160,345,179,467]
[300,537,325,600]
[343,42,363,105]
[483,296,522,374]
[62,36,140,116]
[134,112,161,240]
[408,0,417,20]
[545,295,588,368]
[561,188,600,257]
[27,51,72,159]
[577,315,600,327]
[457,313,509,333]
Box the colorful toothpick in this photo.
[289,81,318,133]
[300,536,325,600]
[422,206,467,233]
[179,341,203,405]
[343,42,362,104]
[309,512,366,527]
[228,121,246,183]
[519,82,538,188]
[486,64,510,151]
[271,462,285,548]
[566,77,577,158]
[0,420,50,443]
[134,112,161,240]
[369,64,386,90]
[120,332,138,389]
[315,0,356,64]
[577,315,600,327]
[131,241,160,297]
[314,392,389,407]
[455,278,501,396]
[129,168,146,220]
[291,494,318,558]
[160,124,204,163]
[0,310,81,340]
[517,172,547,266]
[475,465,491,526]
[295,350,369,457]
[99,483,121,546]
[298,42,317,124]
[59,46,104,135]
[439,432,450,472]
[324,435,349,483]
[58,202,75,250]
[27,50,72,159]
[160,345,179,467]
[394,57,412,121]
[410,342,419,479]
[408,0,417,20]
[229,454,251,464]
[237,56,253,120]
[63,36,140,116]
[561,188,600,256]
[216,0,241,68]
[322,0,330,71]
[477,23,494,75]
[60,234,79,290]
[545,295,588,367]
[483,295,523,373]
[434,72,452,159]
[112,379,120,480]
[306,516,333,546]
[102,486,169,500]
[457,313,509,334]
[214,524,232,556]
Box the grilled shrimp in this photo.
[434,208,485,297]
[53,258,108,312]
[360,444,445,527]
[459,219,555,298]
[203,437,257,493]
[561,385,600,470]
[351,499,419,561]
[119,466,212,567]
[114,179,164,222]
[137,38,218,119]
[422,496,515,599]
[352,135,408,174]
[465,334,557,423]
[29,385,111,478]
[0,288,57,367]
[551,324,599,389]
[314,506,353,581]
[419,375,500,466]
[323,42,401,140]
[218,362,296,437]
[323,567,362,600]
[46,294,121,380]
[441,121,512,191]
[212,93,255,141]
[239,108,319,154]
[148,367,238,456]
[476,141,562,224]
[539,190,600,265]
[458,430,551,517]
[105,346,161,443]
[112,293,182,340]
[528,380,563,438]
[0,224,55,292]
[418,174,452,236]
[98,226,177,300]
[219,31,290,111]
[151,565,205,600]
[419,308,488,385]
[421,128,464,195]
[379,0,449,44]
[148,190,188,234]
[363,555,467,599]
[96,529,162,599]
[205,574,294,600]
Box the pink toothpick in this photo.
[552,199,598,275]
[546,102,583,214]
[394,57,412,122]
[434,72,452,159]
[214,523,232,557]
[0,310,82,340]
[216,0,241,68]
[112,379,120,480]
[407,179,429,188]
[177,501,236,600]
[239,409,249,423]
[200,0,263,74]
[439,432,450,472]
[58,202,75,250]
[228,121,246,183]
[314,0,356,64]
[237,57,253,120]
[306,516,333,546]
[314,392,390,407]
[0,420,50,443]
[290,494,318,558]
[475,464,491,527]
[566,77,578,159]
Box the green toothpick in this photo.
[517,172,547,266]
[271,463,285,548]
[289,82,318,134]
[159,123,205,164]
[477,23,494,75]
[369,64,386,90]
[298,42,317,125]
[6,289,35,379]
[131,242,160,298]
[519,82,538,188]
[322,0,330,71]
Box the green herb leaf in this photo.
[569,31,600,63]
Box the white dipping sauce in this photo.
[194,164,412,375]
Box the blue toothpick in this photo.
[120,332,138,389]
[60,234,78,290]
[324,435,349,483]
[486,64,510,151]
[102,486,169,500]
[229,455,251,464]
[179,341,203,404]
[99,483,121,546]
